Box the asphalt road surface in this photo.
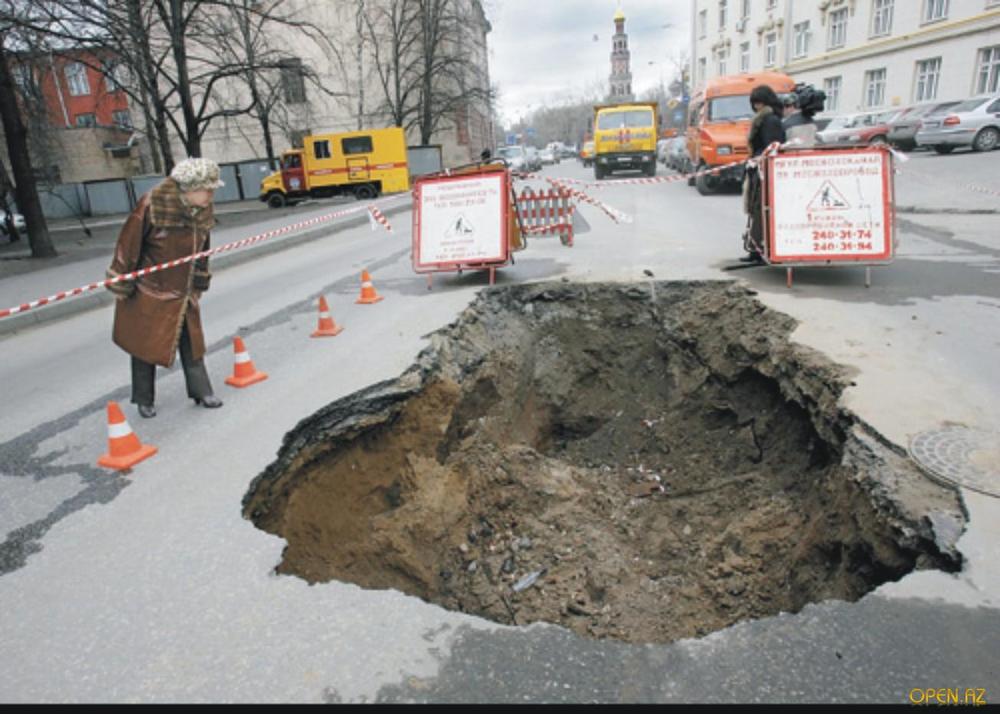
[1,150,998,703]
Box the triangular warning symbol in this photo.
[807,181,851,211]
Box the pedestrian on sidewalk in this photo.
[741,85,786,264]
[105,158,225,418]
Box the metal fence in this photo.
[31,160,269,220]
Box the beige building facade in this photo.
[181,0,494,170]
[691,0,1000,114]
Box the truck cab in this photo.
[686,71,795,195]
[592,102,659,179]
[260,127,410,207]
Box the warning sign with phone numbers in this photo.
[767,148,894,264]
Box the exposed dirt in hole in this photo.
[243,282,964,645]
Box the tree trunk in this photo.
[168,0,201,157]
[0,38,55,258]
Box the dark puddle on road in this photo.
[243,282,964,645]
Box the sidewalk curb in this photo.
[0,202,412,339]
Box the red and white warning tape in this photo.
[0,194,405,322]
[368,205,394,232]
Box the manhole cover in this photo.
[910,427,1000,498]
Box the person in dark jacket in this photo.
[106,158,225,419]
[741,85,787,262]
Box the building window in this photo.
[864,68,886,107]
[976,46,1000,94]
[871,0,894,37]
[914,58,942,101]
[12,63,33,93]
[280,58,306,105]
[824,76,842,112]
[828,9,848,49]
[75,113,96,127]
[112,110,132,129]
[699,10,707,39]
[717,47,728,76]
[65,61,90,96]
[740,42,751,72]
[698,57,707,83]
[741,0,751,20]
[793,22,810,59]
[103,62,127,93]
[923,0,948,23]
[719,0,728,30]
[766,0,776,8]
[765,32,777,67]
[313,140,331,160]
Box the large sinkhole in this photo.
[243,282,965,645]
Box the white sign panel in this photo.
[769,150,892,262]
[415,173,507,268]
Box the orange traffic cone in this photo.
[311,295,344,338]
[356,270,384,305]
[225,336,269,388]
[97,401,158,471]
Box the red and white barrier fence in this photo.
[0,194,404,322]
[515,186,575,246]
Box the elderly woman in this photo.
[106,158,225,418]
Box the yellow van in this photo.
[592,102,658,179]
[260,127,410,207]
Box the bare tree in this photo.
[361,0,421,129]
[0,29,54,257]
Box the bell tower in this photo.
[609,5,634,101]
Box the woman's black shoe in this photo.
[138,404,157,419]
[194,395,223,409]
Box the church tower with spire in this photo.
[609,5,634,101]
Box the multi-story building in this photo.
[6,47,142,183]
[691,0,1000,115]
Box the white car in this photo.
[0,210,26,237]
[497,145,528,171]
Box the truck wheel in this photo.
[266,192,286,209]
[972,127,999,152]
[695,165,719,196]
[355,184,377,200]
[644,162,657,178]
[686,162,696,186]
[594,165,605,180]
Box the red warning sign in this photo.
[766,147,894,264]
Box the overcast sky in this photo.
[485,0,692,127]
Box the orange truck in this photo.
[685,71,795,195]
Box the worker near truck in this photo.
[741,85,786,263]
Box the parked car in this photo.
[656,138,670,165]
[916,94,1000,154]
[539,148,558,165]
[560,144,578,159]
[0,209,25,238]
[497,145,528,171]
[817,110,898,146]
[666,136,689,172]
[887,100,962,150]
[580,141,596,167]
[524,146,542,171]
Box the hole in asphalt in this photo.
[243,282,964,645]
